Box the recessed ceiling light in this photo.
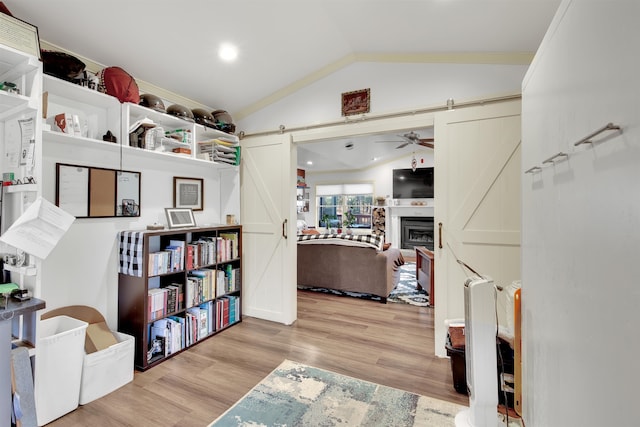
[306,161,313,165]
[219,43,238,62]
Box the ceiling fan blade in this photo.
[395,142,410,149]
[417,141,434,149]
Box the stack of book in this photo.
[150,316,184,359]
[147,283,184,320]
[216,295,240,329]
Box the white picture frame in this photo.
[165,207,196,229]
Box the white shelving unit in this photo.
[0,44,42,288]
[122,103,239,167]
[0,43,45,427]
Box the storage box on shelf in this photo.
[118,225,242,370]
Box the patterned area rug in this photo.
[208,360,465,426]
[298,262,429,306]
[390,262,430,306]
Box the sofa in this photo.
[297,233,404,303]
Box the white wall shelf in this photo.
[43,129,121,151]
[4,264,37,276]
[4,184,37,193]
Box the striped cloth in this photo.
[119,231,145,276]
[297,233,383,251]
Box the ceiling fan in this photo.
[375,131,434,149]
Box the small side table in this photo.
[415,246,434,306]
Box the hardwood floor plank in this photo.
[47,291,469,426]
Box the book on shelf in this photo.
[168,239,185,270]
[222,264,240,293]
[200,300,214,334]
[168,315,186,349]
[216,296,238,329]
[219,232,239,259]
[185,310,199,345]
[148,335,166,361]
[164,283,184,312]
[187,306,203,341]
[164,285,177,314]
[185,277,200,309]
[186,244,195,270]
[216,269,226,297]
[229,297,238,324]
[151,318,181,356]
[190,268,215,301]
[192,237,216,266]
[148,287,168,320]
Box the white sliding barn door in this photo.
[240,133,297,324]
[433,100,521,356]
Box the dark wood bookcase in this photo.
[118,225,242,370]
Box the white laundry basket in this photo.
[34,315,88,426]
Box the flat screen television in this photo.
[392,167,434,199]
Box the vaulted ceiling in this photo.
[6,0,561,171]
[8,0,560,118]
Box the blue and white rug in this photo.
[390,262,430,306]
[209,360,464,426]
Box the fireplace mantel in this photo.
[388,205,434,251]
[389,205,434,218]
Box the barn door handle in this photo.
[282,219,288,239]
[438,222,443,249]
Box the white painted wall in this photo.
[40,141,237,329]
[521,1,640,425]
[238,62,530,134]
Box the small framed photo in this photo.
[173,176,203,211]
[341,88,370,116]
[165,208,197,229]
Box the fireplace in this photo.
[401,217,434,251]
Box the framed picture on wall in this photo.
[173,176,203,211]
[341,88,370,116]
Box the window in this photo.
[316,183,374,229]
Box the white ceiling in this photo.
[6,0,561,171]
[297,127,435,172]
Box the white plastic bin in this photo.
[34,315,88,426]
[79,331,135,404]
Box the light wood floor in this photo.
[48,289,469,427]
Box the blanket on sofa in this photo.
[297,233,383,250]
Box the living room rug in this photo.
[388,262,430,306]
[208,359,465,426]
